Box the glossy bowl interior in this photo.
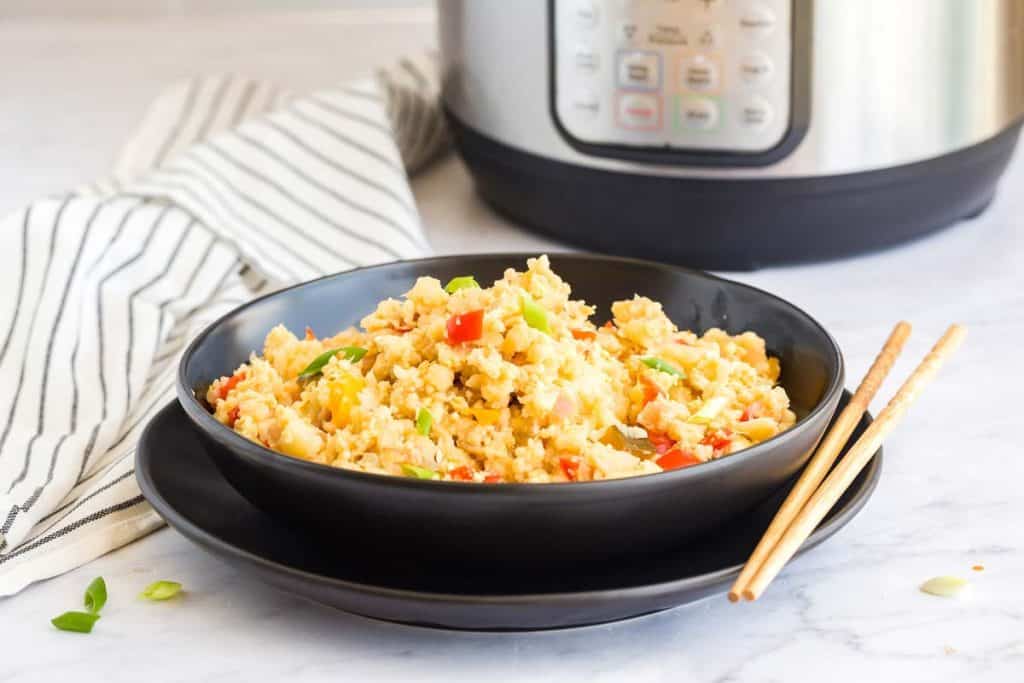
[177,253,843,566]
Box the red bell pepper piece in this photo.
[559,456,580,481]
[483,473,502,483]
[571,328,597,341]
[218,371,244,400]
[656,448,701,470]
[446,309,484,344]
[701,429,733,452]
[647,430,675,455]
[639,375,661,406]
[449,465,474,481]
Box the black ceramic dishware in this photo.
[137,396,881,630]
[176,253,844,566]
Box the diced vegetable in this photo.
[84,577,107,614]
[227,406,240,427]
[401,463,436,479]
[469,407,501,426]
[51,611,100,634]
[701,429,733,452]
[449,465,474,481]
[571,328,596,341]
[602,321,615,331]
[558,456,580,481]
[656,448,701,470]
[647,431,675,455]
[689,396,728,424]
[415,407,433,436]
[327,372,365,427]
[520,294,551,334]
[639,375,661,406]
[640,357,685,377]
[740,402,763,422]
[444,275,480,294]
[483,473,502,483]
[600,425,655,456]
[140,580,183,601]
[920,576,970,598]
[217,370,244,399]
[446,309,485,343]
[298,346,367,380]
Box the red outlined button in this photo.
[616,93,661,130]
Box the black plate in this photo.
[177,253,845,566]
[137,394,881,631]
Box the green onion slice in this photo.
[84,576,107,614]
[297,346,368,380]
[520,293,551,334]
[444,276,480,294]
[415,407,433,436]
[641,357,684,377]
[401,463,436,479]
[140,580,183,601]
[51,611,100,633]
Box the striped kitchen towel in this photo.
[0,56,448,597]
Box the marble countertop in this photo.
[2,7,1022,682]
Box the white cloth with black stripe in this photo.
[0,57,447,597]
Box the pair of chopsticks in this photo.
[728,321,967,602]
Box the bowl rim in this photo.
[177,251,845,494]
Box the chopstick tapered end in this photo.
[727,590,741,603]
[742,589,757,601]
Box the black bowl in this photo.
[177,253,843,566]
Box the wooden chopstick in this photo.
[741,324,967,601]
[727,321,912,602]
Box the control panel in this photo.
[552,0,794,157]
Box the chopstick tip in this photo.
[742,589,757,602]
[727,590,741,603]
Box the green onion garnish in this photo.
[140,580,183,601]
[641,357,684,377]
[520,293,551,334]
[401,463,436,479]
[84,577,107,614]
[444,276,480,294]
[51,611,100,634]
[297,346,368,380]
[415,407,433,436]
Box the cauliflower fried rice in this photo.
[207,256,796,483]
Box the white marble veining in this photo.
[1,7,1022,682]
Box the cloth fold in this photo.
[0,55,447,597]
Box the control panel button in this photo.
[574,0,600,28]
[683,55,719,91]
[617,51,661,90]
[738,95,773,129]
[617,93,661,129]
[739,5,777,39]
[649,23,688,46]
[571,89,601,118]
[695,25,721,50]
[574,44,601,72]
[678,96,719,130]
[739,53,774,84]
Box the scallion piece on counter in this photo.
[444,275,480,294]
[51,611,100,634]
[640,357,684,377]
[140,580,183,601]
[520,294,551,334]
[84,577,107,614]
[297,346,368,380]
[415,407,433,436]
[401,463,436,479]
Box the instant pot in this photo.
[439,0,1024,268]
